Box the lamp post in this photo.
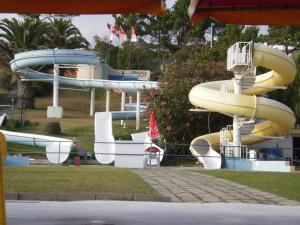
[210,23,215,49]
[106,89,111,112]
[161,52,168,72]
[136,90,141,130]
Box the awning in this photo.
[0,0,165,15]
[188,0,300,25]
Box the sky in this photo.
[0,0,177,46]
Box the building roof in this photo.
[188,0,300,25]
[0,0,165,15]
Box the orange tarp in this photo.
[191,10,300,25]
[189,0,300,25]
[0,0,165,15]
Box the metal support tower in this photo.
[223,42,255,158]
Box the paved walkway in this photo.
[133,167,300,206]
[7,201,300,225]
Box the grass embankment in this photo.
[196,170,300,202]
[4,166,157,194]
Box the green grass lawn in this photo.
[196,170,300,202]
[4,165,157,194]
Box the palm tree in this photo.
[0,17,50,52]
[0,17,89,109]
[49,18,89,49]
[0,40,16,89]
[0,17,50,108]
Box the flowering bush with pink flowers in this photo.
[145,49,232,154]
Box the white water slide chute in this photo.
[0,130,74,164]
[10,49,158,91]
[0,113,74,164]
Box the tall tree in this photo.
[49,18,89,49]
[265,26,300,54]
[113,0,213,53]
[169,0,211,47]
[0,16,89,108]
[0,17,51,108]
[0,17,50,52]
[0,39,17,89]
[113,12,173,51]
[93,35,119,67]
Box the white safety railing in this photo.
[227,42,253,71]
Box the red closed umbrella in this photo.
[149,112,160,140]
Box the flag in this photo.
[108,23,116,41]
[119,26,127,42]
[149,112,160,139]
[130,26,137,42]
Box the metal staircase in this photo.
[220,126,230,155]
[237,117,255,136]
[220,125,250,158]
[240,68,256,90]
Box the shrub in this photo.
[145,53,232,154]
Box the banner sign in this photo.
[116,70,151,81]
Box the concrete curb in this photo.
[6,192,171,202]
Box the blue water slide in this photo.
[10,49,158,91]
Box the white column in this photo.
[106,89,111,112]
[121,91,126,126]
[47,64,63,118]
[53,64,59,107]
[90,88,95,116]
[233,76,242,157]
[136,91,141,130]
[129,95,133,104]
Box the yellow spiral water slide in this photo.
[189,43,297,169]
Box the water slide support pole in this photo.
[136,90,141,130]
[129,95,133,104]
[53,64,59,107]
[90,65,95,116]
[210,23,214,49]
[106,89,111,112]
[233,76,242,158]
[121,91,126,126]
[47,64,63,118]
[90,88,95,116]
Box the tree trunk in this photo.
[17,80,35,109]
[43,122,61,135]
